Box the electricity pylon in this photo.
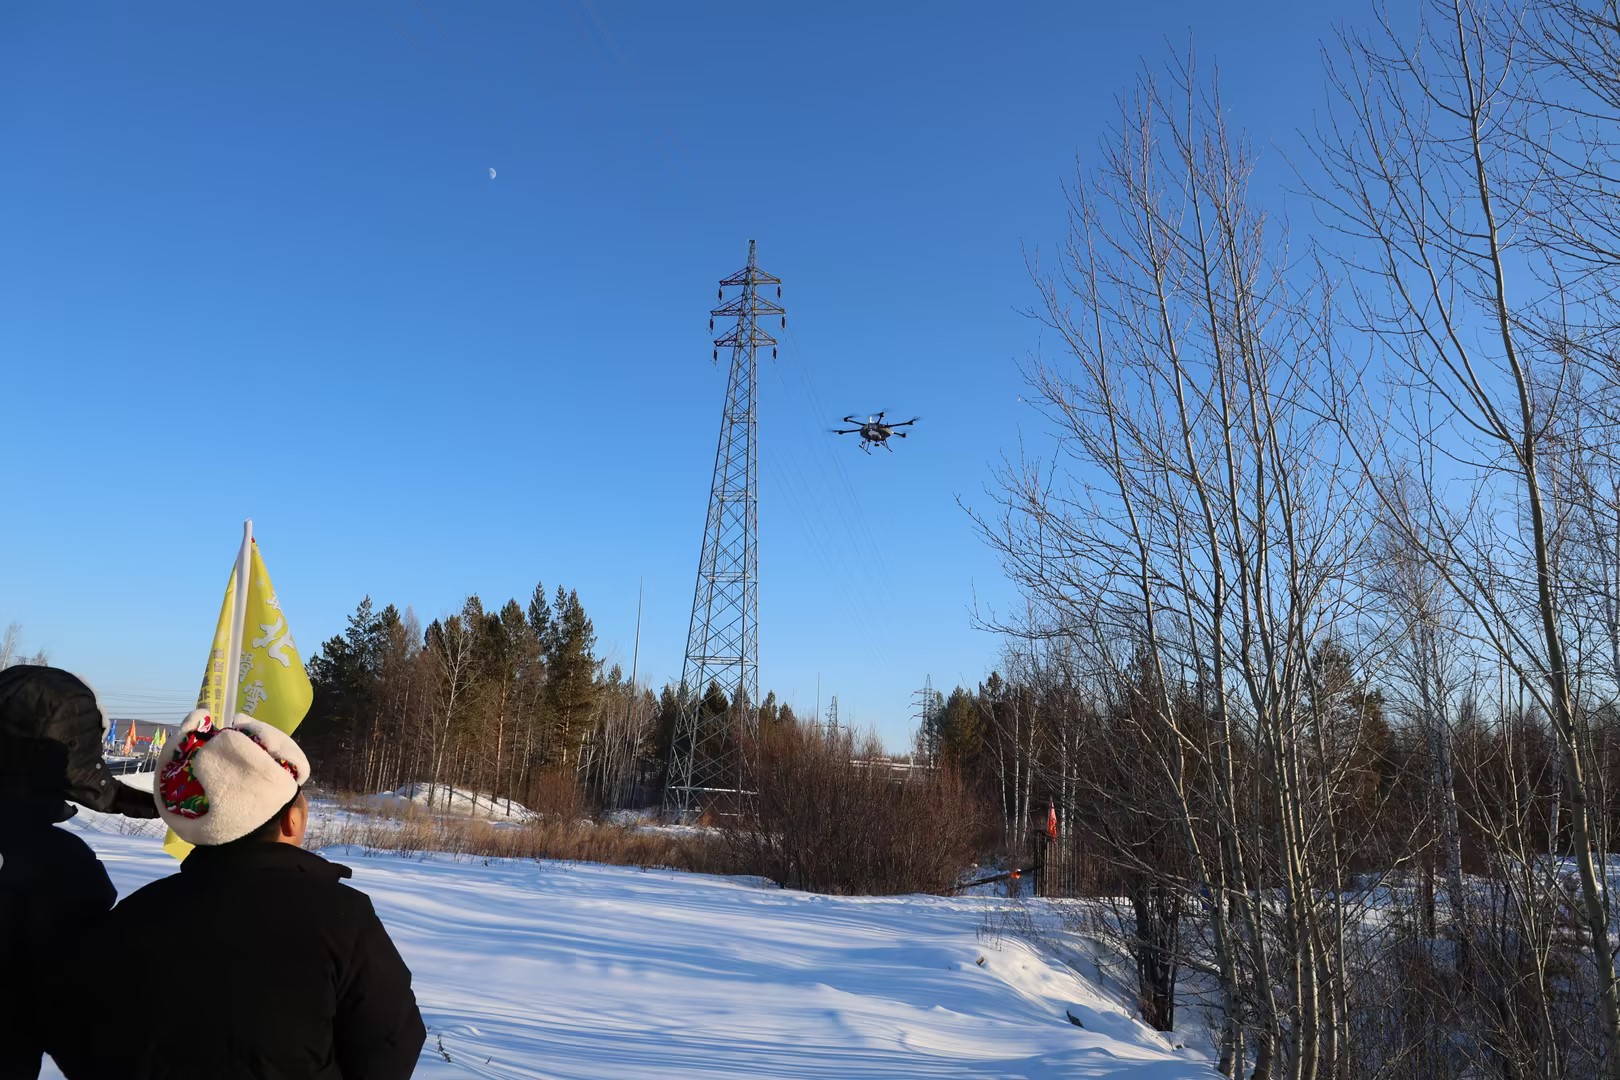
[665,240,783,817]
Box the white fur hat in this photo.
[155,709,311,846]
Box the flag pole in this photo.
[218,519,253,721]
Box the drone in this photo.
[832,411,920,453]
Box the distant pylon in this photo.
[913,676,938,764]
[665,240,783,817]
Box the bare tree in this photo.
[975,55,1377,1078]
[1313,0,1620,1071]
[423,602,480,810]
[1370,482,1471,948]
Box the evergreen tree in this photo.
[544,588,599,768]
[472,600,527,808]
[368,602,416,792]
[303,596,384,787]
[645,683,682,801]
[505,599,545,788]
[688,679,736,781]
[526,582,553,650]
[935,687,982,775]
[1307,639,1393,836]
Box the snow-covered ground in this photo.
[44,814,1214,1079]
[359,782,538,822]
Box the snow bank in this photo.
[115,770,155,793]
[46,827,1215,1079]
[360,782,536,822]
[603,807,720,841]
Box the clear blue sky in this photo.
[0,0,1343,750]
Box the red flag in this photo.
[1046,801,1058,840]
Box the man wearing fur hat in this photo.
[99,709,425,1079]
[0,665,162,1080]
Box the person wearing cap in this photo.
[97,709,426,1080]
[0,665,161,1080]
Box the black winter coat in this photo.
[0,665,157,1080]
[0,798,117,1080]
[97,842,426,1080]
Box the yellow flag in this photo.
[165,539,313,860]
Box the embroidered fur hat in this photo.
[155,709,310,846]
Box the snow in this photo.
[115,769,154,792]
[360,782,538,822]
[43,822,1215,1079]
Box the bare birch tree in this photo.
[1313,0,1620,1070]
[977,57,1374,1078]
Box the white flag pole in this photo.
[218,519,253,722]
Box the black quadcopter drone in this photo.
[832,412,920,454]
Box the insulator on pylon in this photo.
[717,288,723,300]
[772,347,777,359]
[777,286,781,298]
[713,348,718,361]
[781,317,786,329]
[709,319,714,332]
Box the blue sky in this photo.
[0,0,1343,749]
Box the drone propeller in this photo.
[888,417,921,428]
[830,427,862,435]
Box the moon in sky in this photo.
[488,167,497,180]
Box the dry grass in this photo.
[306,803,735,875]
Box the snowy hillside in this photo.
[359,782,538,822]
[47,822,1214,1079]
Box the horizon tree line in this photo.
[297,586,826,814]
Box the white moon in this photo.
[488,167,497,180]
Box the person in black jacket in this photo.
[0,665,162,1080]
[101,709,425,1080]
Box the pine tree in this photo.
[303,596,385,788]
[368,602,415,793]
[544,588,599,768]
[645,684,682,801]
[526,582,553,647]
[493,599,543,809]
[935,687,982,776]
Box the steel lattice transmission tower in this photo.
[665,240,783,817]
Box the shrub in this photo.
[722,724,988,895]
[522,767,589,822]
